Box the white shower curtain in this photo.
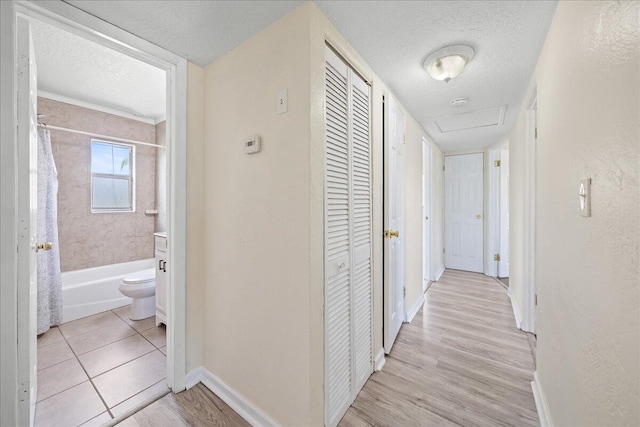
[37,128,63,334]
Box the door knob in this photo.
[36,242,52,252]
[390,231,399,238]
[476,214,482,219]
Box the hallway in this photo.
[340,270,538,426]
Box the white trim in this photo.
[405,292,425,324]
[6,3,189,424]
[374,348,386,372]
[200,367,280,427]
[531,371,553,427]
[422,137,433,284]
[506,288,522,329]
[185,366,203,390]
[486,148,500,277]
[37,90,158,125]
[154,114,167,125]
[434,264,446,281]
[0,3,19,425]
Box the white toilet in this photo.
[118,268,156,320]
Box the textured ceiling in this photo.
[32,19,166,121]
[64,0,305,66]
[315,1,557,152]
[55,0,557,151]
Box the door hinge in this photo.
[494,253,501,261]
[443,165,445,171]
[535,128,538,139]
[494,160,501,167]
[443,248,445,254]
[535,294,538,306]
[403,288,406,297]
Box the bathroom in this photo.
[32,18,171,426]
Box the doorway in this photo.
[499,145,510,284]
[5,2,188,425]
[523,91,538,333]
[444,153,484,273]
[383,94,405,354]
[422,138,432,289]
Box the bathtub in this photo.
[61,258,155,323]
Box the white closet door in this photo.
[350,74,372,391]
[325,48,352,427]
[325,47,372,427]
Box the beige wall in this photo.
[185,62,204,372]
[202,5,315,425]
[38,97,157,272]
[509,1,639,425]
[199,3,446,425]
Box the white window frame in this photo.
[90,139,136,213]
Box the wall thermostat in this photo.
[244,136,261,154]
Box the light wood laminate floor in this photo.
[340,269,538,427]
[120,269,538,427]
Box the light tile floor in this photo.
[35,306,167,427]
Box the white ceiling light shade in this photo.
[423,45,475,83]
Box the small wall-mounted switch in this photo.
[244,136,261,154]
[277,88,288,114]
[579,178,591,217]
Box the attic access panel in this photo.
[435,106,507,133]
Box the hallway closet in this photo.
[324,46,373,427]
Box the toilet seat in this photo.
[121,268,155,285]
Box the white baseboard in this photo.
[185,366,202,390]
[507,288,522,329]
[374,348,386,372]
[531,371,552,427]
[434,264,445,281]
[199,367,279,427]
[405,293,425,324]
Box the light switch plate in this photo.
[579,178,591,217]
[277,88,288,114]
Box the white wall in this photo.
[510,1,639,425]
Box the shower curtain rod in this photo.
[37,123,166,149]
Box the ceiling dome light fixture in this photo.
[423,45,475,83]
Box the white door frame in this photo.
[522,90,537,333]
[487,148,501,277]
[487,141,510,278]
[444,153,484,273]
[383,93,405,354]
[2,2,188,424]
[422,138,432,287]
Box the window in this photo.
[91,140,134,212]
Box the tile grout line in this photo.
[56,323,115,423]
[36,310,167,425]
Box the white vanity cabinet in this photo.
[154,232,167,326]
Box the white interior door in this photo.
[499,148,510,278]
[423,139,432,287]
[16,16,38,426]
[444,153,484,273]
[383,95,404,354]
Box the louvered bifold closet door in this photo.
[325,46,373,427]
[350,73,372,392]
